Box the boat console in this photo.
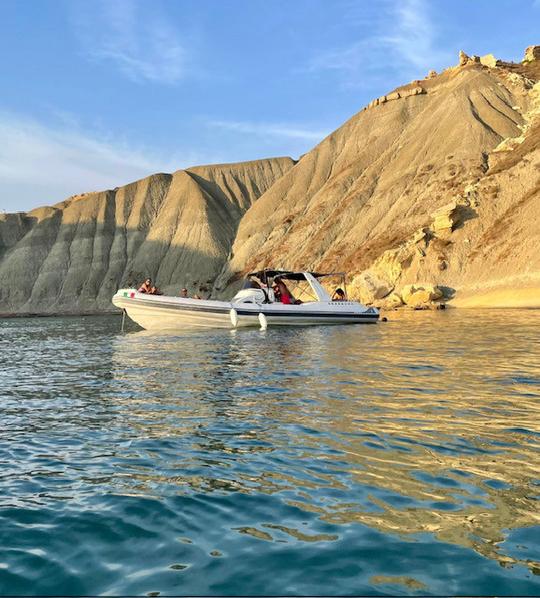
[232,288,274,304]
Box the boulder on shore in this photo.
[350,271,394,304]
[375,292,404,310]
[401,283,443,308]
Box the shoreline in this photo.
[1,304,539,319]
[448,286,540,309]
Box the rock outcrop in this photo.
[459,50,470,66]
[480,54,500,68]
[524,45,540,62]
[431,201,463,235]
[401,284,443,308]
[218,50,539,309]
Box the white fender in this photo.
[258,312,268,330]
[229,308,238,328]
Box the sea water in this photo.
[0,310,539,595]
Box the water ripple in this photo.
[0,310,539,595]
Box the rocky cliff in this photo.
[217,47,540,308]
[1,46,539,315]
[0,158,293,314]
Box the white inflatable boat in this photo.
[112,270,379,330]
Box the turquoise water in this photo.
[0,310,539,595]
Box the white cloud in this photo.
[380,0,449,70]
[308,0,452,85]
[72,0,189,84]
[207,120,331,142]
[0,113,201,212]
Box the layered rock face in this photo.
[217,50,540,308]
[0,158,293,314]
[1,46,539,315]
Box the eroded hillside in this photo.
[0,158,293,314]
[1,46,539,315]
[216,48,540,308]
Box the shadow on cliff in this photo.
[0,215,233,316]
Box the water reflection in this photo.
[1,310,539,594]
[105,312,540,575]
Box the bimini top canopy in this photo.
[247,269,343,281]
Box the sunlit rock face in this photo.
[1,48,540,314]
[0,158,294,315]
[524,45,540,62]
[222,53,540,308]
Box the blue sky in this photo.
[1,0,538,212]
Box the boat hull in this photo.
[112,290,379,330]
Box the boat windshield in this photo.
[242,277,262,290]
[267,273,320,303]
[276,278,317,303]
[245,270,347,303]
[318,273,348,300]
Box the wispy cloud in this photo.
[0,113,202,212]
[308,0,452,86]
[71,0,189,84]
[207,120,331,142]
[381,0,449,70]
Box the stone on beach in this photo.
[350,271,394,305]
[376,292,404,309]
[401,284,444,308]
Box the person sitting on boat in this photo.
[332,288,346,301]
[179,288,188,298]
[272,277,293,304]
[138,278,153,293]
[138,278,162,295]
